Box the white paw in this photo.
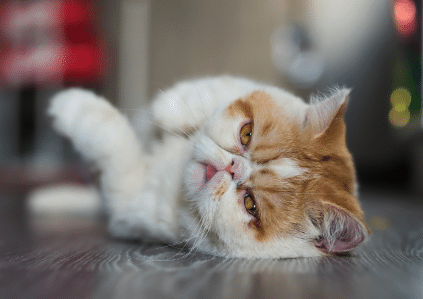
[49,87,143,172]
[48,88,113,138]
[152,90,194,132]
[152,82,211,133]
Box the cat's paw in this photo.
[48,88,114,138]
[49,88,144,174]
[152,90,200,133]
[48,88,130,163]
[152,81,214,133]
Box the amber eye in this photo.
[240,123,252,147]
[244,193,258,216]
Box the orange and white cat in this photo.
[49,75,369,258]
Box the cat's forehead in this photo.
[224,91,302,162]
[248,159,307,206]
[245,163,307,241]
[225,90,293,121]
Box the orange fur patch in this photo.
[213,179,230,201]
[226,99,254,120]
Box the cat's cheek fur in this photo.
[214,221,321,259]
[209,189,319,259]
[213,189,254,251]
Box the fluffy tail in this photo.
[48,88,146,212]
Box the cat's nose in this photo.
[224,157,246,181]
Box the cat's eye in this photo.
[244,193,257,216]
[240,123,252,147]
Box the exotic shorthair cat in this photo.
[49,75,369,259]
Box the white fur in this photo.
[269,159,307,179]
[48,76,349,258]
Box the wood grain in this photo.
[0,191,422,299]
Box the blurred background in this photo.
[0,0,421,196]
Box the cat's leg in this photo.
[151,76,259,134]
[151,81,205,134]
[151,78,225,134]
[48,88,146,219]
[49,88,182,243]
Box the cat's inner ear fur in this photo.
[308,202,369,254]
[303,89,350,140]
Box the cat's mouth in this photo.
[205,164,217,182]
[193,162,226,191]
[188,158,233,193]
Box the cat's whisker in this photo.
[184,201,217,258]
[140,221,205,261]
[159,213,206,261]
[167,203,210,260]
[141,238,185,253]
[183,219,210,259]
[126,188,209,261]
[181,217,204,247]
[180,96,200,126]
[135,119,192,140]
[158,85,204,136]
[119,107,198,140]
[118,108,157,117]
[190,216,213,257]
[194,85,209,120]
[172,226,208,261]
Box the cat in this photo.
[48,75,369,259]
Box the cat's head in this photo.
[184,89,369,258]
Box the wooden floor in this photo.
[0,190,422,299]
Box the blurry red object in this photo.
[0,0,107,87]
[0,43,106,86]
[393,0,417,39]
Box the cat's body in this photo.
[49,75,369,259]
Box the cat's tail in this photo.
[48,88,146,211]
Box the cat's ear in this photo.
[303,89,350,140]
[309,202,369,254]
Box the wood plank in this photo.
[0,191,422,298]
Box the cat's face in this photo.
[184,90,368,258]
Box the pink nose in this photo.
[224,157,244,180]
